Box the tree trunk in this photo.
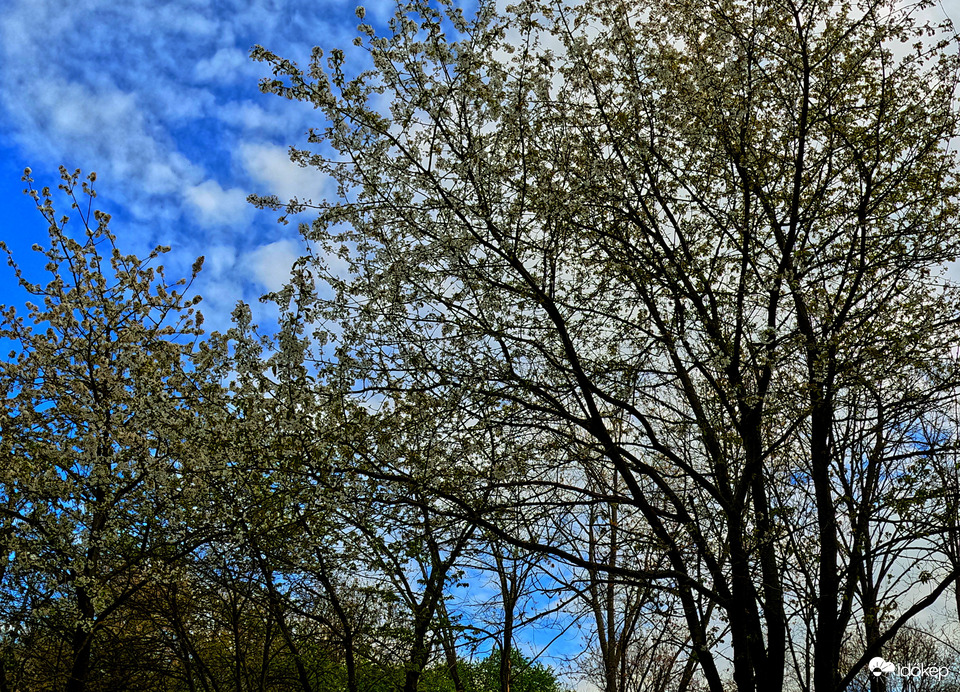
[811,389,840,692]
[314,550,358,692]
[253,544,314,692]
[65,586,94,692]
[402,605,435,692]
[438,601,466,692]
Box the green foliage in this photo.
[460,650,569,692]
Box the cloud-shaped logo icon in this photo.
[869,657,895,676]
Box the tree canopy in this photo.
[249,0,960,689]
[5,0,960,690]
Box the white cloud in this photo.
[151,4,220,37]
[204,244,239,278]
[217,102,302,136]
[243,239,300,293]
[194,48,258,84]
[184,179,251,227]
[239,142,329,204]
[2,73,203,207]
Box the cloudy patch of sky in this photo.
[0,0,366,331]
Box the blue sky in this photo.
[0,0,393,333]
